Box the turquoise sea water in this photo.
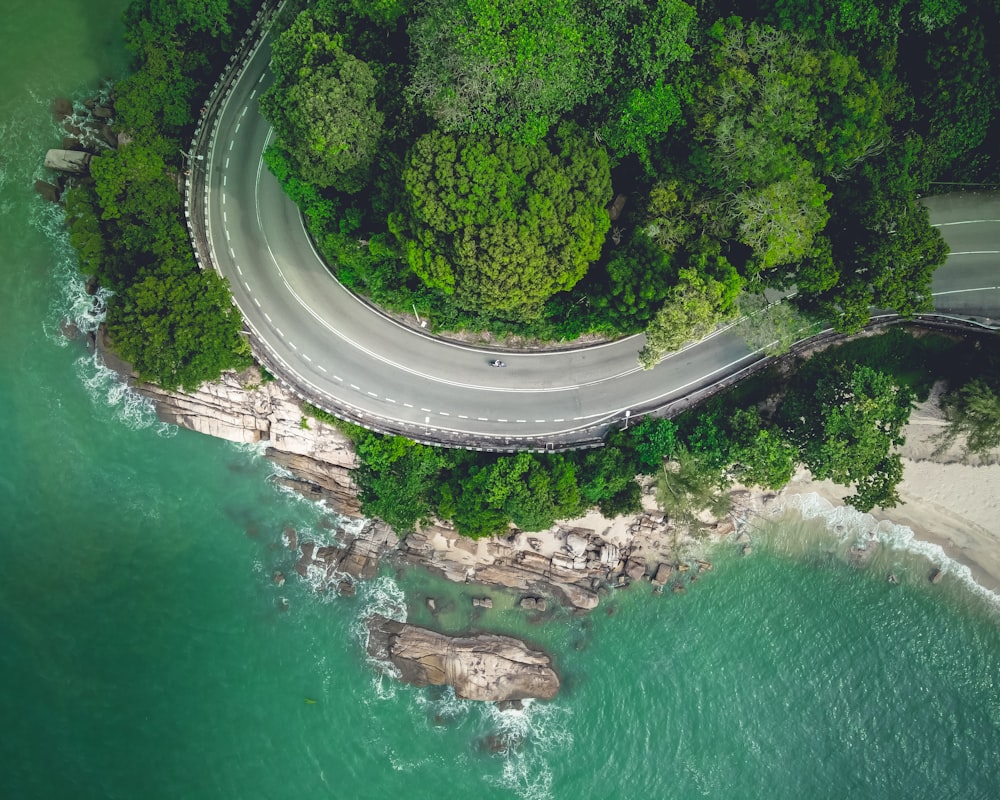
[2,3,1000,797]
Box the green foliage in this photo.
[937,379,1000,457]
[106,258,251,391]
[654,446,731,527]
[602,80,682,169]
[260,10,384,192]
[393,125,611,318]
[735,293,823,356]
[407,0,598,143]
[806,138,949,332]
[780,363,914,510]
[638,253,742,368]
[64,186,107,280]
[726,409,797,490]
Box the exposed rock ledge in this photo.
[367,615,560,702]
[90,327,727,613]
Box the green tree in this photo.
[391,125,611,318]
[638,253,741,368]
[726,409,797,490]
[105,258,251,391]
[780,364,914,510]
[937,379,1000,457]
[654,446,731,526]
[260,10,384,192]
[407,0,598,142]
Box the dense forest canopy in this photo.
[259,0,1000,358]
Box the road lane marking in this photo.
[222,193,226,205]
[947,250,1000,255]
[477,417,488,421]
[249,89,257,99]
[367,391,378,398]
[350,383,360,390]
[223,211,227,223]
[535,419,546,423]
[458,414,468,419]
[229,140,234,151]
[421,408,431,412]
[234,122,241,134]
[516,419,526,423]
[236,265,242,275]
[932,220,1000,227]
[403,403,413,408]
[498,419,508,422]
[317,365,327,373]
[223,174,227,186]
[333,375,342,381]
[275,327,284,337]
[244,281,251,292]
[229,247,235,258]
[439,411,450,416]
[302,354,312,362]
[225,229,230,241]
[386,397,396,403]
[225,157,230,169]
[264,313,272,323]
[554,418,565,422]
[288,341,297,351]
[253,297,261,307]
[933,287,1000,296]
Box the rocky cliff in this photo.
[367,616,560,703]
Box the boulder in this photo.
[51,97,73,120]
[625,557,646,582]
[472,597,493,609]
[519,596,547,612]
[929,568,943,584]
[565,532,588,557]
[651,563,673,587]
[34,180,60,203]
[367,616,560,702]
[44,148,91,174]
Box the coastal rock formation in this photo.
[367,616,560,702]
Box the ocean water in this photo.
[2,2,999,798]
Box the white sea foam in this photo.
[777,492,1000,608]
[354,575,407,692]
[483,700,573,800]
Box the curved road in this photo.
[200,20,1000,447]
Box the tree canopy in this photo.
[260,10,384,192]
[391,125,611,318]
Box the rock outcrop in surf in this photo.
[366,616,560,703]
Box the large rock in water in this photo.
[367,616,560,703]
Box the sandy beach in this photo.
[544,387,1000,597]
[777,388,1000,595]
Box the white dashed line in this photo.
[477,417,488,421]
[253,297,261,307]
[333,375,342,382]
[229,247,235,258]
[385,398,397,404]
[421,408,431,413]
[288,341,297,351]
[275,327,284,337]
[243,281,251,292]
[225,229,230,241]
[264,313,272,323]
[517,419,526,423]
[403,403,413,408]
[223,211,227,224]
[302,354,312,362]
[535,419,546,423]
[573,416,585,421]
[223,174,227,186]
[229,140,234,151]
[225,157,230,169]
[498,419,508,423]
[318,365,328,373]
[234,122,241,134]
[222,193,226,205]
[236,265,243,275]
[439,411,450,416]
[350,384,360,390]
[554,418,564,423]
[458,414,468,419]
[249,89,257,99]
[367,391,378,398]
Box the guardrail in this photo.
[180,5,999,454]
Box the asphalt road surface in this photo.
[202,23,1000,445]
